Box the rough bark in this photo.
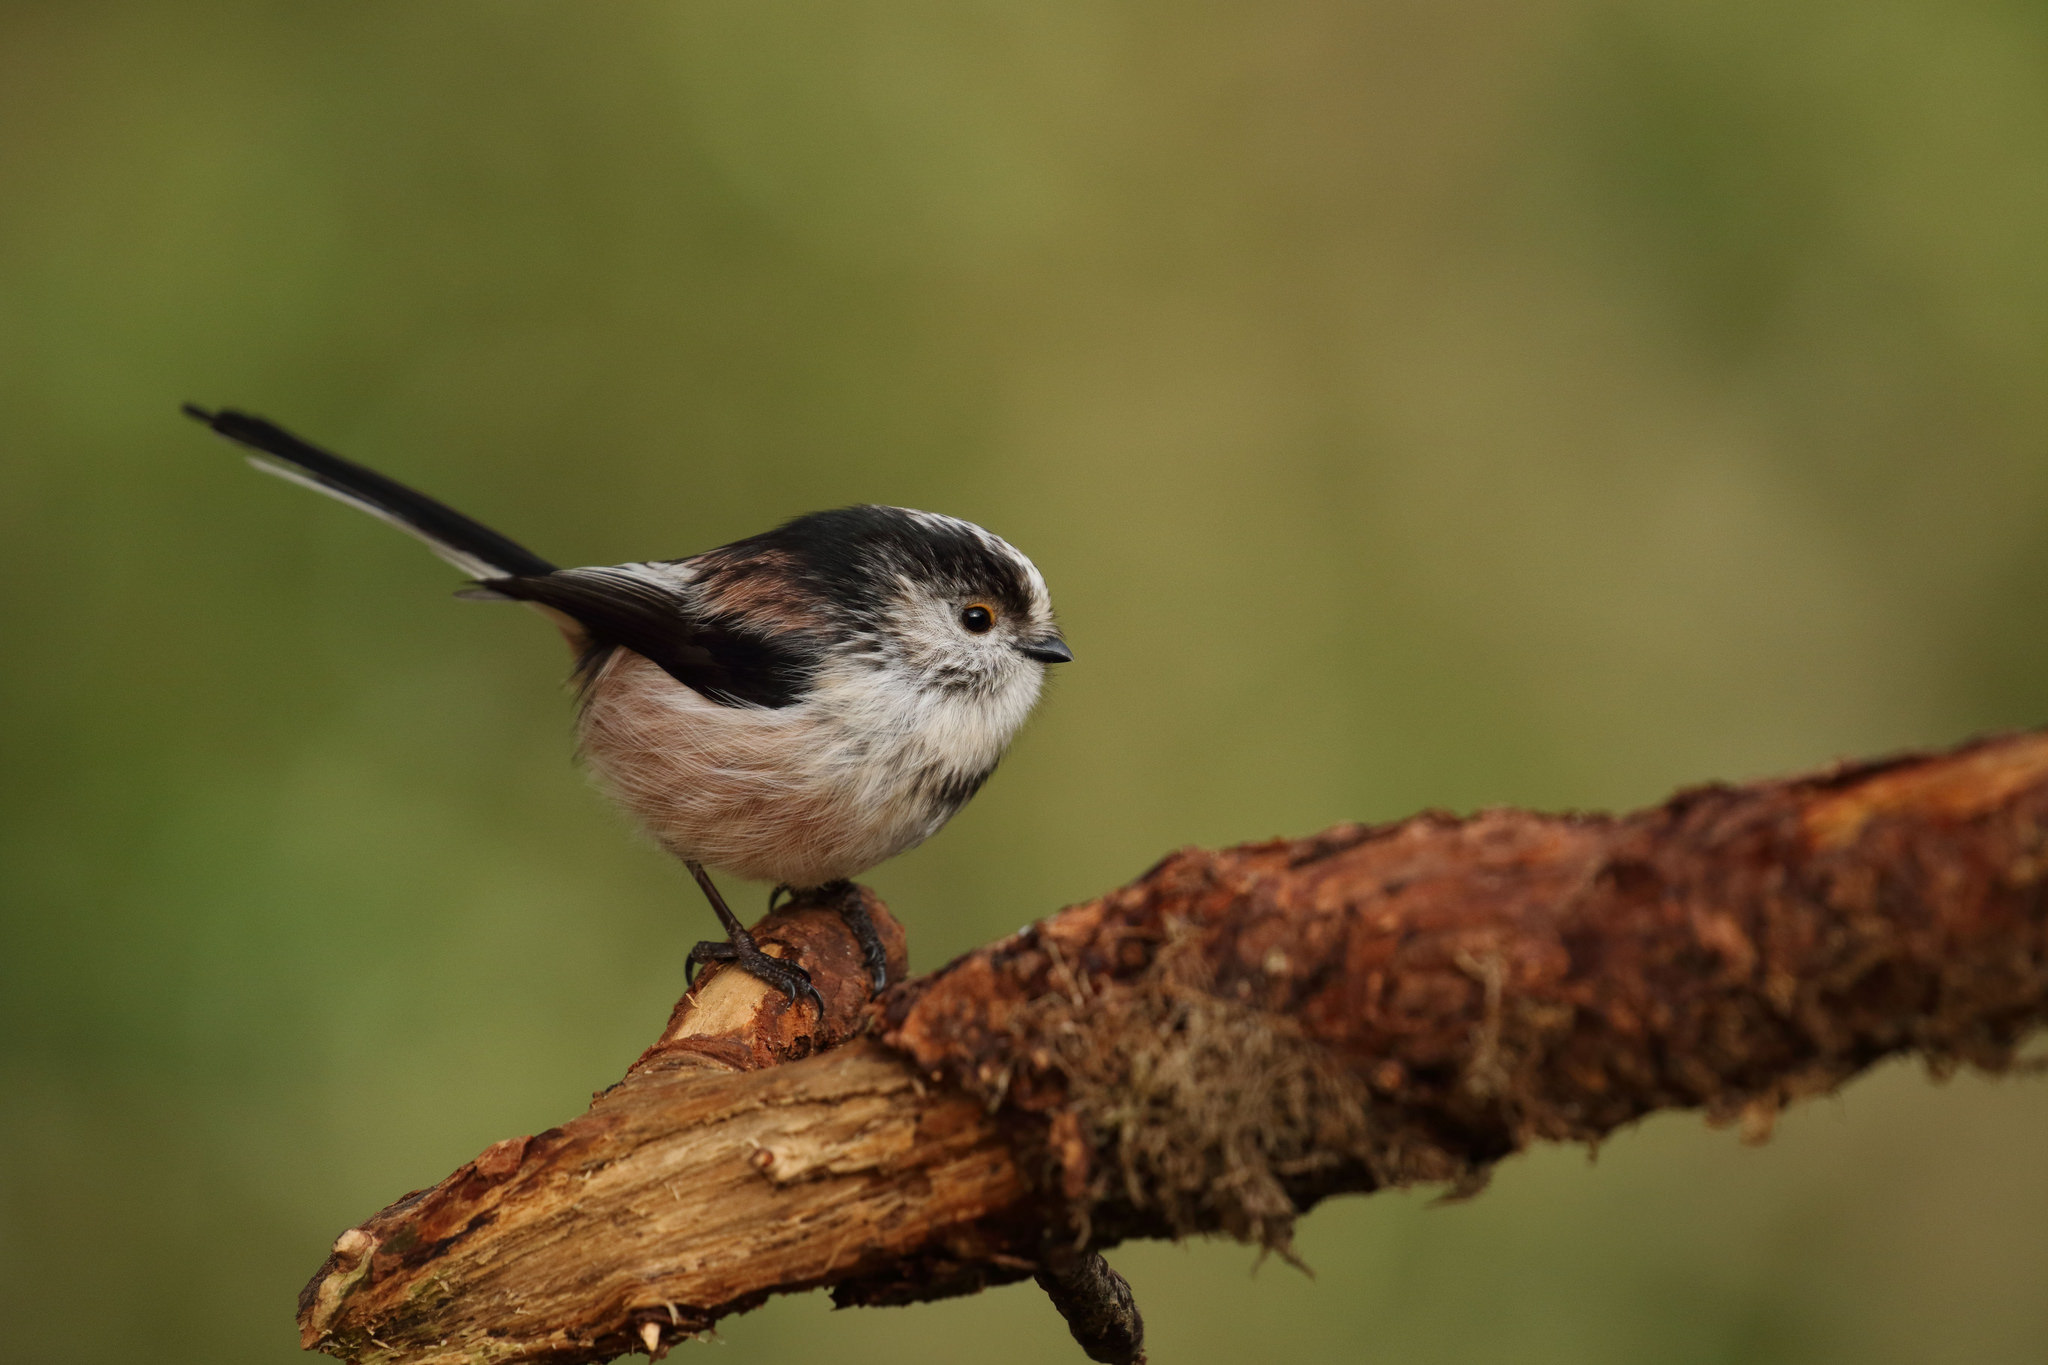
[300,730,2048,1364]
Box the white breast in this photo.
[575,649,1042,887]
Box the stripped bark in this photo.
[300,731,2048,1364]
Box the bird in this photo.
[184,405,1071,1010]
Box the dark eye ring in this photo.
[960,604,995,634]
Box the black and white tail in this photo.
[183,405,557,581]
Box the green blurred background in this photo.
[5,2,2048,1361]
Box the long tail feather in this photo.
[184,405,557,580]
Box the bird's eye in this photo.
[960,604,995,634]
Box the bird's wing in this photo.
[186,406,813,707]
[484,565,816,708]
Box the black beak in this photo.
[1018,635,1074,665]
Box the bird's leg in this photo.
[683,860,823,1015]
[818,879,891,994]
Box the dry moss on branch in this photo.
[1005,925,1382,1253]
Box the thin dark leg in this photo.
[819,879,890,994]
[683,861,823,1014]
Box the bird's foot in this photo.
[819,879,890,994]
[685,929,824,1016]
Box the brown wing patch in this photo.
[690,547,831,632]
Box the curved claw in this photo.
[823,883,891,996]
[753,952,824,1016]
[788,973,826,1017]
[683,939,731,991]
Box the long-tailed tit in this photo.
[185,406,1070,1008]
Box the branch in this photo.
[300,731,2048,1363]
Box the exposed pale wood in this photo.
[304,1041,1023,1363]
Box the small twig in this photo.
[1035,1254,1147,1365]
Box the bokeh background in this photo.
[5,2,2048,1361]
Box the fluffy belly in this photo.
[575,651,970,887]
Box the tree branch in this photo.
[300,731,2048,1363]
